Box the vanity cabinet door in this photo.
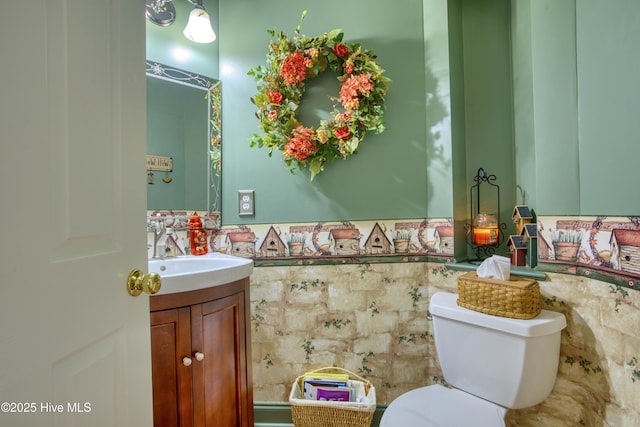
[191,292,252,427]
[149,278,254,427]
[150,307,194,427]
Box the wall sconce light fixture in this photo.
[465,168,506,261]
[146,0,216,44]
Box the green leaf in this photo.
[296,10,308,35]
[327,29,343,41]
[344,137,360,154]
[308,158,323,181]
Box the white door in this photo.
[0,1,152,426]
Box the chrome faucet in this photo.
[151,216,167,259]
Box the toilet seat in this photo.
[380,385,506,427]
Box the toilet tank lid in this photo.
[429,292,566,337]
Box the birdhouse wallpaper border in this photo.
[147,212,640,289]
[537,215,640,290]
[221,218,455,262]
[146,213,455,264]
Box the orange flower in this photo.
[335,127,350,140]
[280,51,312,86]
[339,73,374,109]
[283,126,318,161]
[268,91,283,104]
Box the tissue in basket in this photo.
[457,272,541,319]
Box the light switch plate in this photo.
[238,190,255,216]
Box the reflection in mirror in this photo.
[146,61,221,217]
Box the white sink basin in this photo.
[148,253,253,295]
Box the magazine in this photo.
[303,373,355,402]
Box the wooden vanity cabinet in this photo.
[150,278,254,427]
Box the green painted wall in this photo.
[446,0,470,260]
[511,0,640,216]
[575,0,640,214]
[219,0,454,225]
[511,0,537,209]
[448,0,517,258]
[424,0,455,219]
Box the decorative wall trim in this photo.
[147,213,455,265]
[221,219,454,261]
[145,212,640,290]
[445,261,547,280]
[255,254,450,267]
[537,215,640,291]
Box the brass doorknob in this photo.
[127,269,162,296]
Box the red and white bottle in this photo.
[188,213,208,256]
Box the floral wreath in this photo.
[248,11,390,180]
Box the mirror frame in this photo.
[145,60,221,218]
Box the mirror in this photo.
[145,61,221,216]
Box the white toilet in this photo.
[380,292,566,427]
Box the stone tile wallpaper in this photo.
[249,262,640,426]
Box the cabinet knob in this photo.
[126,269,162,296]
[194,352,205,362]
[182,357,192,367]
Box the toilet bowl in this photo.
[380,385,506,427]
[380,292,566,426]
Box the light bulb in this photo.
[183,6,216,44]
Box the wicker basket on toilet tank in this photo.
[457,272,541,319]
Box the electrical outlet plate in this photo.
[238,190,255,216]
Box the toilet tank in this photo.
[429,292,566,409]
